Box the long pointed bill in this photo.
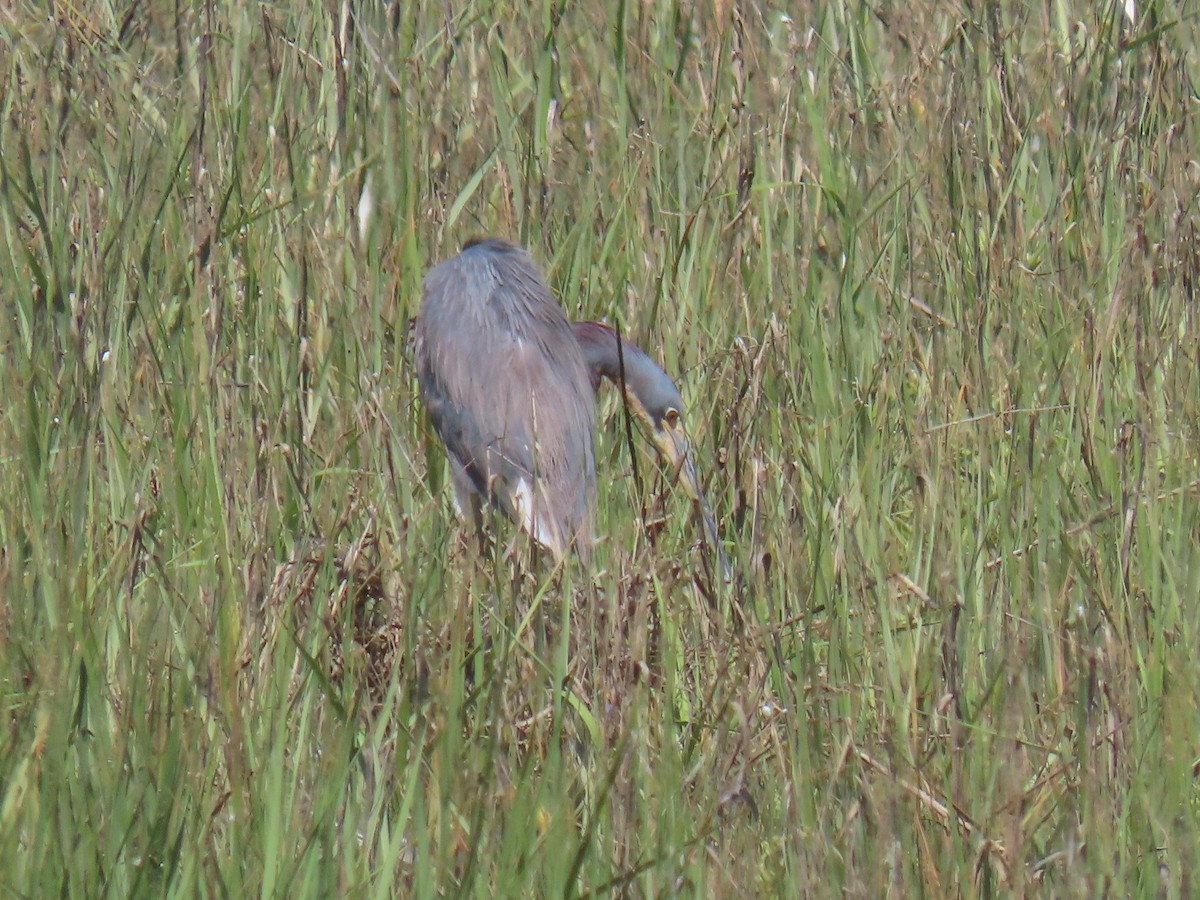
[652,421,733,583]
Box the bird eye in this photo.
[663,408,681,427]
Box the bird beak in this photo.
[652,418,701,502]
[653,418,733,582]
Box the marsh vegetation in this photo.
[2,1,1198,894]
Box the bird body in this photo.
[416,238,595,559]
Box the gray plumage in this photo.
[416,238,596,559]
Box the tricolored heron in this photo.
[416,237,727,576]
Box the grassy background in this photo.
[2,0,1198,894]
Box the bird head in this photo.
[573,319,731,581]
[623,391,702,503]
[572,320,701,499]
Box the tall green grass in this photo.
[2,0,1198,894]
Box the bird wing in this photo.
[416,242,596,552]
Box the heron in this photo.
[416,237,727,575]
